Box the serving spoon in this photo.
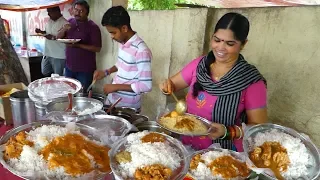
[106,98,122,114]
[163,90,187,115]
[65,93,77,115]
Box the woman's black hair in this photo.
[74,0,90,15]
[192,12,250,97]
[101,6,131,29]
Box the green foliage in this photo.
[128,0,193,10]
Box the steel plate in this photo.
[156,113,212,136]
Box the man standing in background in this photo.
[94,6,152,111]
[57,0,102,90]
[35,6,68,76]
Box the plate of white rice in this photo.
[243,123,320,180]
[188,148,252,180]
[0,121,112,180]
[109,131,189,180]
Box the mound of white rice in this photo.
[3,124,99,180]
[117,131,182,178]
[190,149,244,180]
[249,129,314,179]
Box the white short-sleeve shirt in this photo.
[44,16,68,59]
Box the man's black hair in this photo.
[101,6,131,29]
[74,0,90,15]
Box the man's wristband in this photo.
[105,69,110,76]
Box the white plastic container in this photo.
[28,48,38,57]
[20,46,28,57]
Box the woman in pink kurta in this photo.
[180,56,266,151]
[160,12,267,152]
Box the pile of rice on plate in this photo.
[111,131,187,180]
[188,149,251,180]
[158,111,209,135]
[248,129,315,180]
[0,122,111,179]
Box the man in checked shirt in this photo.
[94,6,152,112]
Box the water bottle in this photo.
[14,44,21,55]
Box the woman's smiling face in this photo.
[211,29,246,63]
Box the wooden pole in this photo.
[0,16,29,85]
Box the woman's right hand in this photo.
[93,70,106,81]
[159,79,174,95]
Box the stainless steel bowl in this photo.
[0,121,111,180]
[46,97,103,116]
[28,76,82,105]
[109,131,189,180]
[78,114,132,138]
[135,121,180,139]
[108,110,132,122]
[42,110,107,123]
[130,114,149,125]
[243,123,320,180]
[75,93,106,104]
[103,106,138,115]
[114,107,138,114]
[108,111,149,125]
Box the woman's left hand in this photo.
[208,123,226,140]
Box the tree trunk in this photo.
[0,16,28,85]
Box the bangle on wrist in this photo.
[234,125,243,140]
[219,125,227,140]
[227,126,236,140]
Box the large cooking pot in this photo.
[9,90,36,127]
[46,97,103,116]
[134,121,180,138]
[28,76,82,105]
[106,109,148,125]
[75,92,106,104]
[103,105,139,115]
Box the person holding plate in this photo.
[57,0,102,90]
[35,6,68,76]
[159,12,267,152]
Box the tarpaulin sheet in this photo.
[192,0,320,8]
[0,0,74,11]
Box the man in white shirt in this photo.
[35,6,68,76]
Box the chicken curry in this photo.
[4,132,111,176]
[249,141,290,180]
